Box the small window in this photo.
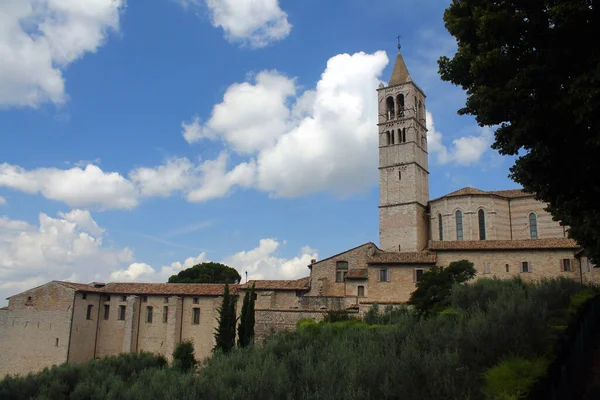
[438,213,443,240]
[163,296,169,303]
[386,131,391,145]
[505,264,510,273]
[55,338,59,347]
[478,209,486,240]
[103,304,110,320]
[27,296,32,302]
[192,308,200,325]
[86,304,93,320]
[456,210,464,240]
[529,213,538,239]
[82,293,87,300]
[193,297,199,304]
[118,305,126,321]
[142,296,148,303]
[398,170,402,180]
[358,286,365,297]
[379,269,390,282]
[415,269,424,282]
[121,295,127,302]
[163,306,169,323]
[336,261,349,282]
[105,295,111,301]
[390,130,395,145]
[402,128,407,143]
[521,262,531,273]
[483,262,491,274]
[561,259,572,272]
[146,306,153,323]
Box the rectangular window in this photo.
[142,296,148,303]
[379,269,390,282]
[121,295,127,302]
[358,286,365,297]
[55,338,59,346]
[103,304,110,320]
[118,305,126,320]
[335,261,349,282]
[163,306,169,323]
[483,262,491,274]
[163,296,169,303]
[105,295,111,301]
[146,306,153,323]
[415,269,424,282]
[521,262,530,273]
[505,264,510,273]
[86,304,93,320]
[82,293,87,300]
[562,259,572,272]
[192,308,200,325]
[193,297,199,304]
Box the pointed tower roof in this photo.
[388,50,412,86]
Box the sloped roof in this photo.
[428,238,579,251]
[56,281,239,296]
[367,249,437,264]
[241,277,310,291]
[431,187,533,202]
[389,51,412,86]
[0,306,7,311]
[310,242,376,266]
[345,269,369,279]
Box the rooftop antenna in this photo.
[245,271,248,284]
[397,35,402,51]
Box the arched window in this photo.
[391,130,395,144]
[456,210,463,240]
[478,209,486,240]
[402,128,407,142]
[529,213,538,239]
[386,97,395,120]
[396,94,405,117]
[438,213,443,240]
[386,131,390,145]
[418,100,423,121]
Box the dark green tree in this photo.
[167,262,241,284]
[172,340,197,372]
[237,283,256,348]
[214,284,237,353]
[408,260,476,315]
[438,0,600,263]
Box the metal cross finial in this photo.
[397,35,402,50]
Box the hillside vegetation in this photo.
[0,277,596,400]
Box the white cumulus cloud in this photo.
[0,0,125,107]
[0,196,6,206]
[0,163,139,210]
[129,158,195,198]
[426,111,493,166]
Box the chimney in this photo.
[310,259,317,264]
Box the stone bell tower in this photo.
[378,46,430,252]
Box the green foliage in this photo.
[439,0,600,264]
[214,283,237,354]
[408,259,476,315]
[238,283,256,348]
[323,310,354,323]
[172,340,197,372]
[168,262,241,284]
[482,357,548,400]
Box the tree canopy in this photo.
[439,0,600,262]
[168,262,241,284]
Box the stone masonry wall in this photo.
[0,282,75,377]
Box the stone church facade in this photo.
[1,49,597,377]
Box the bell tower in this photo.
[378,46,430,252]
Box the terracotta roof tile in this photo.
[56,281,239,296]
[0,306,7,311]
[431,187,533,202]
[241,277,310,291]
[345,269,368,279]
[367,249,436,264]
[428,238,579,251]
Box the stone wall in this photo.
[68,292,101,364]
[254,309,331,342]
[0,282,75,377]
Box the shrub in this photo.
[482,357,548,400]
[173,341,197,372]
[324,310,354,323]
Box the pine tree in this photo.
[238,283,256,348]
[214,284,237,353]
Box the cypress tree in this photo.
[214,284,237,353]
[238,283,256,347]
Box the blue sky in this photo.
[0,0,519,303]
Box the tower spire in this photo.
[388,39,412,86]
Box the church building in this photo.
[0,47,597,377]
